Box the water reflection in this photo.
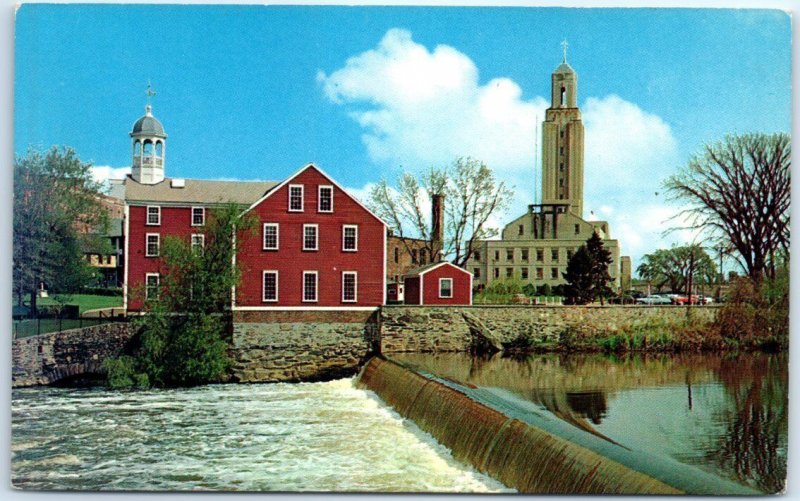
[391,351,787,493]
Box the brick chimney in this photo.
[431,193,445,262]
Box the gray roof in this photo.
[131,105,166,137]
[554,62,575,74]
[124,176,279,205]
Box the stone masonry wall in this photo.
[230,310,380,383]
[380,305,719,353]
[12,322,137,387]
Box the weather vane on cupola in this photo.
[145,80,157,115]
[561,39,569,63]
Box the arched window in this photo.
[560,87,566,106]
[155,141,163,157]
[143,140,154,157]
[134,140,141,156]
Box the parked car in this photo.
[672,295,712,305]
[635,295,672,305]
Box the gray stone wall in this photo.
[12,323,136,387]
[381,305,719,353]
[230,310,379,383]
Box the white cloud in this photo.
[91,165,130,186]
[321,29,689,266]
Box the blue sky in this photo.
[14,5,791,267]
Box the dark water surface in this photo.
[391,351,788,493]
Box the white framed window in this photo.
[262,270,278,302]
[145,273,160,300]
[191,234,205,254]
[342,225,358,252]
[263,223,279,250]
[145,233,160,257]
[318,185,334,213]
[191,207,205,226]
[288,184,304,212]
[303,224,318,251]
[146,206,161,226]
[342,271,357,303]
[302,271,318,303]
[439,278,453,298]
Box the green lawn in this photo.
[34,294,123,314]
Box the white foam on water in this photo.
[11,379,512,492]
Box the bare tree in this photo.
[664,133,790,281]
[369,157,512,267]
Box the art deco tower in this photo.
[541,42,585,218]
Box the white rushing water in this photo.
[12,378,511,492]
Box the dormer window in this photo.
[146,206,161,226]
[289,185,304,212]
[318,185,333,213]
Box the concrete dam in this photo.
[356,356,760,495]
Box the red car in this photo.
[671,295,711,305]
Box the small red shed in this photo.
[403,262,472,305]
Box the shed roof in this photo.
[124,176,278,205]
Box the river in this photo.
[11,379,510,492]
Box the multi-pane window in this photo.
[537,268,544,280]
[506,267,513,278]
[536,249,544,262]
[146,234,160,257]
[191,207,205,226]
[263,223,279,250]
[342,271,357,302]
[439,278,453,298]
[288,185,304,212]
[318,186,333,213]
[262,271,278,302]
[191,234,205,254]
[303,271,318,302]
[303,224,318,251]
[551,268,559,279]
[342,225,358,251]
[506,249,514,262]
[521,268,529,279]
[146,206,161,225]
[473,268,481,279]
[145,273,159,300]
[551,249,559,262]
[521,249,529,261]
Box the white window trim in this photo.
[439,278,453,299]
[146,205,161,226]
[288,184,304,212]
[263,223,279,250]
[145,273,160,300]
[191,206,205,226]
[302,271,319,303]
[342,271,358,303]
[342,224,359,252]
[318,185,334,213]
[145,233,160,257]
[262,270,279,303]
[191,233,205,253]
[303,224,319,251]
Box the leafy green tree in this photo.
[13,147,108,315]
[369,157,513,267]
[106,204,258,388]
[637,245,717,293]
[563,232,613,305]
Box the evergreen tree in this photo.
[562,232,614,305]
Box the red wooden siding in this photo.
[235,165,385,308]
[420,263,472,305]
[403,276,421,305]
[127,205,204,311]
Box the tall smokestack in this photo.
[431,193,445,262]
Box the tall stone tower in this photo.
[541,43,584,218]
[130,84,167,185]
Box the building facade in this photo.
[403,261,473,306]
[123,103,385,312]
[467,52,631,291]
